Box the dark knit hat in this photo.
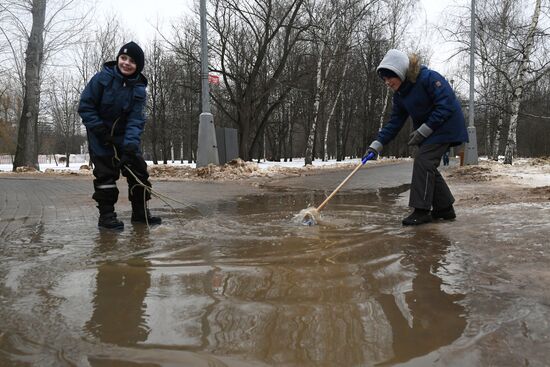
[117,41,144,74]
[378,68,400,80]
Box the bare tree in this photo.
[171,19,202,162]
[2,0,92,170]
[0,78,21,156]
[303,0,374,165]
[12,0,46,170]
[503,0,544,164]
[75,16,126,87]
[476,0,524,160]
[209,0,309,161]
[145,40,162,163]
[48,72,80,166]
[442,0,549,163]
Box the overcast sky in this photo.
[94,0,464,74]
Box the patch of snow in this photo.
[2,156,548,187]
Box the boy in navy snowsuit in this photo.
[79,42,161,230]
[366,49,468,225]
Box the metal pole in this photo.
[196,0,219,167]
[200,0,210,114]
[464,0,479,165]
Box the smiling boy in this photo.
[78,42,161,230]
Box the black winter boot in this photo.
[131,201,162,225]
[402,208,432,226]
[431,205,456,220]
[97,205,124,230]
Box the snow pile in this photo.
[15,166,39,173]
[146,158,284,181]
[2,156,547,187]
[446,157,550,187]
[147,158,377,181]
[486,158,550,187]
[43,166,93,175]
[194,158,305,180]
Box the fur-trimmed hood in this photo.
[377,49,422,83]
[406,54,421,83]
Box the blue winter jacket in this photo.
[376,66,468,147]
[78,61,148,156]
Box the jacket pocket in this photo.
[133,86,146,101]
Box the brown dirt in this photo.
[444,160,550,207]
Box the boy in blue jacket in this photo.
[79,41,161,230]
[366,49,468,225]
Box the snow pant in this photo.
[409,143,454,211]
[90,153,152,214]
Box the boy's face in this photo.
[382,76,402,92]
[118,54,137,76]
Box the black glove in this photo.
[117,144,139,171]
[408,130,425,146]
[408,123,433,146]
[91,124,114,145]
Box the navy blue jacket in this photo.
[78,61,148,156]
[377,66,468,147]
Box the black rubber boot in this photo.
[402,208,432,226]
[432,205,456,220]
[97,206,124,230]
[131,201,162,225]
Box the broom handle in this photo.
[316,152,375,212]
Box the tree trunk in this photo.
[239,116,251,161]
[305,44,325,166]
[337,97,344,161]
[323,87,343,161]
[378,87,390,130]
[13,0,47,171]
[323,57,349,162]
[491,113,503,161]
[504,0,541,164]
[504,96,521,164]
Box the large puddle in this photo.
[1,186,473,366]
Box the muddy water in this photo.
[0,186,472,366]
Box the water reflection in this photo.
[193,232,466,366]
[129,190,468,366]
[85,229,152,346]
[79,189,467,366]
[375,231,466,365]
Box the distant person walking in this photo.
[442,149,450,166]
[365,49,468,225]
[79,41,161,230]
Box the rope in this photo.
[108,118,196,228]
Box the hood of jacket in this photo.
[377,50,423,83]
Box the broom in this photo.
[299,152,376,225]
